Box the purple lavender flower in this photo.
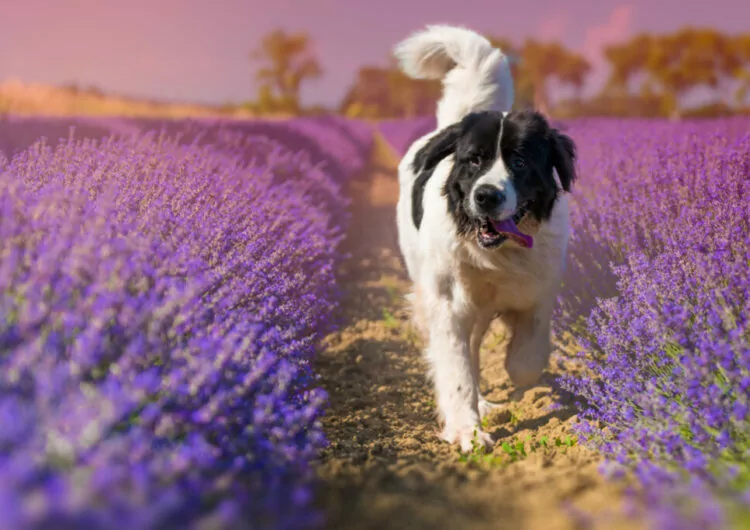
[556,118,750,528]
[0,119,372,529]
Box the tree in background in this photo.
[340,36,525,119]
[603,33,654,94]
[730,33,750,106]
[513,40,591,114]
[339,59,441,119]
[337,26,750,120]
[338,36,590,119]
[578,33,673,118]
[600,28,750,117]
[486,37,534,109]
[0,95,9,119]
[644,28,741,117]
[250,29,322,115]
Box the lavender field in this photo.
[0,116,372,529]
[375,117,750,529]
[557,118,750,528]
[0,115,748,530]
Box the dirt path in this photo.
[314,135,643,530]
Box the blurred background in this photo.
[1,0,749,120]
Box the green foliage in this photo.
[382,308,399,329]
[457,432,577,467]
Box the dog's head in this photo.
[412,110,577,250]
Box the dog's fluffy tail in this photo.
[393,25,514,127]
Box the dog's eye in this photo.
[468,155,482,169]
[511,156,526,171]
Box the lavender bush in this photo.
[0,115,374,185]
[557,118,750,528]
[0,121,370,529]
[125,115,373,185]
[0,116,115,159]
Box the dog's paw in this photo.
[441,424,494,453]
[478,397,500,420]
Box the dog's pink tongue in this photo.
[491,219,534,248]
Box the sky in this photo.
[1,0,748,108]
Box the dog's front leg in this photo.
[422,284,493,452]
[470,312,500,420]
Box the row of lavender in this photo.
[378,117,750,528]
[557,117,749,528]
[0,116,372,529]
[0,115,373,184]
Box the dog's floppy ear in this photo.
[412,123,461,174]
[550,129,577,192]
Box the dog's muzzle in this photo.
[472,185,533,249]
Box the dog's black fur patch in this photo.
[411,170,432,229]
[411,122,462,229]
[409,110,577,240]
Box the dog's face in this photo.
[412,110,577,250]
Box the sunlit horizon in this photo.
[2,0,749,107]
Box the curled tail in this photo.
[393,25,514,128]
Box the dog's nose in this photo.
[473,184,505,212]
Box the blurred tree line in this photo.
[245,29,325,116]
[245,27,750,119]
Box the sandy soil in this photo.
[313,134,645,530]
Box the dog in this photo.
[393,25,578,452]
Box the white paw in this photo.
[441,424,494,453]
[478,397,500,419]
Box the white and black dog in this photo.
[393,25,578,451]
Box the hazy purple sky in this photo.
[1,0,747,107]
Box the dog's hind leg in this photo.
[502,303,553,388]
[469,312,499,419]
